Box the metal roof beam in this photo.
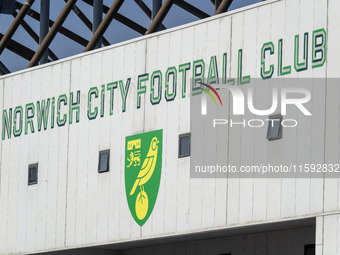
[215,0,233,14]
[133,0,166,30]
[84,0,125,52]
[65,1,110,46]
[0,0,35,55]
[173,0,210,19]
[152,0,162,20]
[82,0,147,35]
[12,11,58,61]
[215,0,222,11]
[0,61,10,75]
[15,1,89,47]
[114,13,146,34]
[145,0,174,35]
[93,0,103,48]
[39,0,50,64]
[134,0,151,19]
[27,0,78,68]
[0,33,35,61]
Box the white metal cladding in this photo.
[0,0,340,254]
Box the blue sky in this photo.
[0,0,258,73]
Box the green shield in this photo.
[125,129,163,226]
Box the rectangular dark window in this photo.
[266,114,283,141]
[28,163,38,185]
[98,150,110,173]
[304,244,315,255]
[179,133,191,158]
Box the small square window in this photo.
[304,244,315,255]
[179,133,191,158]
[28,163,38,185]
[266,114,282,141]
[98,150,110,173]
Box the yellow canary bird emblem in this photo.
[130,137,159,196]
[125,129,163,225]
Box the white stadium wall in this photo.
[1,0,340,254]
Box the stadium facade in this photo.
[0,0,339,254]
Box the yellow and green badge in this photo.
[125,129,163,226]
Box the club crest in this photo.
[125,129,163,226]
